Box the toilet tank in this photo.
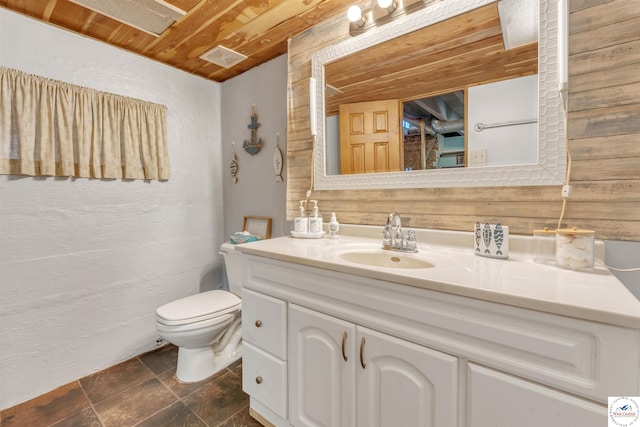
[220,242,243,296]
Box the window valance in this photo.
[0,67,169,180]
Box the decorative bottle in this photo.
[293,200,308,233]
[328,212,340,239]
[308,200,323,234]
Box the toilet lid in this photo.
[156,290,241,325]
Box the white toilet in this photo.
[155,242,243,382]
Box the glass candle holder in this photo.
[533,227,556,264]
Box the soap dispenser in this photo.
[328,212,340,239]
[294,200,308,233]
[308,200,323,234]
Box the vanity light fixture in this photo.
[347,5,366,34]
[348,0,427,36]
[309,77,317,136]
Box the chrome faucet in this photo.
[382,212,418,252]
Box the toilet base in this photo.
[175,342,242,383]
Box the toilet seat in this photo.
[156,290,241,326]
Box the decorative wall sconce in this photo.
[348,0,426,36]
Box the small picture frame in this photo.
[243,216,272,240]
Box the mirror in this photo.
[311,0,566,189]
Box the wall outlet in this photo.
[470,149,487,167]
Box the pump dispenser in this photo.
[308,200,323,234]
[328,212,340,239]
[294,200,308,233]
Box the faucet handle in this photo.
[406,230,417,250]
[382,225,392,247]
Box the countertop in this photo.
[236,226,640,329]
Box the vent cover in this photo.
[200,46,248,69]
[69,0,185,37]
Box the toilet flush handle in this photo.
[255,320,262,327]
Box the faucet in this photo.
[382,212,418,253]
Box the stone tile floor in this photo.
[0,345,262,427]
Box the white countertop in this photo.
[237,226,640,329]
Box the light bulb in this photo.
[347,5,362,22]
[377,0,396,14]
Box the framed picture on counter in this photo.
[243,216,272,240]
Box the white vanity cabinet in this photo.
[240,252,639,427]
[288,304,457,427]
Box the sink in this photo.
[338,250,434,269]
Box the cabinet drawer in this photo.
[242,342,288,419]
[242,288,287,359]
[468,363,605,427]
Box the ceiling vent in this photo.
[69,0,186,37]
[200,46,248,69]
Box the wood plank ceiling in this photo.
[0,0,357,82]
[324,3,538,116]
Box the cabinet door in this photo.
[357,326,458,427]
[468,364,606,427]
[289,304,356,427]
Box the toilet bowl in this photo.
[155,242,244,382]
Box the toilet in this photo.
[155,242,243,382]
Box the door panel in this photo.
[357,326,458,427]
[289,304,357,427]
[340,99,402,174]
[468,364,606,427]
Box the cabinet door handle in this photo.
[359,337,366,369]
[255,376,263,384]
[255,320,262,327]
[341,331,348,362]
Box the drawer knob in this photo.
[256,376,263,384]
[255,320,262,327]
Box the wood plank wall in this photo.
[285,0,640,241]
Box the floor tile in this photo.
[183,371,249,426]
[227,360,243,379]
[93,378,177,427]
[158,369,206,399]
[134,401,206,427]
[0,382,91,427]
[138,345,178,375]
[217,405,263,427]
[50,407,103,427]
[79,358,154,404]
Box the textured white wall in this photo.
[0,9,223,409]
[221,55,291,239]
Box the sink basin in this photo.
[338,250,434,269]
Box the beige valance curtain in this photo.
[0,67,169,180]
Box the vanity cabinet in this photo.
[240,253,638,427]
[289,304,457,427]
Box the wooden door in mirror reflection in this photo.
[339,100,403,174]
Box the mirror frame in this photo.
[311,0,566,189]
